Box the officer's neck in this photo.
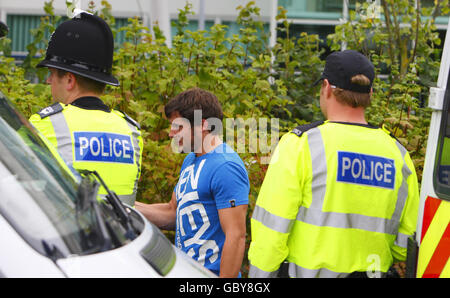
[62,90,102,105]
[326,102,368,125]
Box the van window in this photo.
[434,79,450,201]
[0,94,135,258]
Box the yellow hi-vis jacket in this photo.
[29,100,143,206]
[248,121,420,278]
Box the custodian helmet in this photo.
[37,12,119,86]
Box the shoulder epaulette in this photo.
[117,109,141,130]
[291,121,324,137]
[37,103,63,119]
[381,124,404,146]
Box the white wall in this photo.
[0,0,276,50]
[0,0,272,20]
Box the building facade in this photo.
[1,0,448,57]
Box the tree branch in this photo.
[411,0,421,63]
[380,0,396,79]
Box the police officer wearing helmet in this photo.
[248,50,420,278]
[30,12,143,206]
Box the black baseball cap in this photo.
[314,50,375,93]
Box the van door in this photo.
[415,18,450,278]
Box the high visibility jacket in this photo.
[439,137,450,186]
[29,98,143,206]
[442,137,450,164]
[248,121,420,278]
[28,125,81,182]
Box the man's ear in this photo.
[323,79,334,97]
[201,119,209,132]
[202,117,223,136]
[65,72,77,91]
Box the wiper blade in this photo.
[79,170,137,240]
[77,173,112,252]
[42,240,64,262]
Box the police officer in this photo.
[29,12,143,206]
[248,50,420,278]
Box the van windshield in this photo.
[0,94,130,257]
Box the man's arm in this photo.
[391,152,420,261]
[135,192,177,230]
[218,204,248,278]
[210,160,250,278]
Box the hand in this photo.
[392,262,406,278]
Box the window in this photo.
[6,14,130,55]
[434,70,450,200]
[0,93,138,258]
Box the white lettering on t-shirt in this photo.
[176,159,219,266]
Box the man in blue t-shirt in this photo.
[136,88,249,277]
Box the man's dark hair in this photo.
[164,87,224,126]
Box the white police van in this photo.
[0,92,216,278]
[406,17,450,278]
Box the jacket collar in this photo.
[70,96,110,113]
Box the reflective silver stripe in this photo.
[49,111,73,165]
[248,264,278,278]
[308,127,327,210]
[297,207,398,234]
[252,205,294,234]
[125,121,142,196]
[392,142,412,224]
[394,232,411,248]
[287,262,387,278]
[288,262,349,278]
[99,193,136,206]
[296,128,412,235]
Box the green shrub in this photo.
[1,0,446,277]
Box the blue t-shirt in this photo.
[174,143,249,276]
